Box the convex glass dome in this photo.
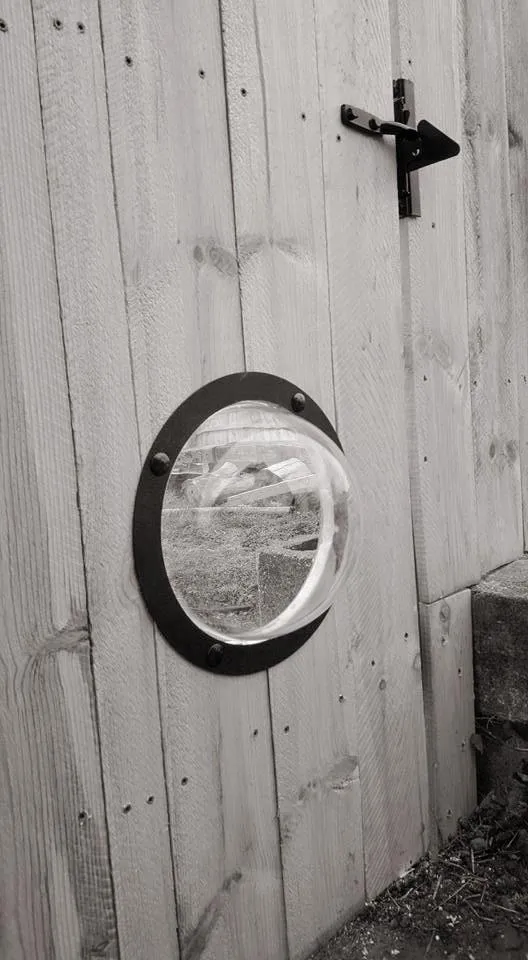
[161,399,357,644]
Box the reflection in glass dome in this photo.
[161,401,358,644]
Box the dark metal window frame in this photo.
[133,371,342,675]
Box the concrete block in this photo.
[476,719,528,797]
[472,556,528,724]
[257,539,315,625]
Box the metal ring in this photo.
[133,372,342,675]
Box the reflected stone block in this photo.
[257,537,316,626]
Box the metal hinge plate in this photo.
[341,78,460,219]
[393,78,421,218]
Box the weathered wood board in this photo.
[98,1,287,958]
[0,2,117,955]
[459,0,522,575]
[219,1,366,954]
[0,0,504,954]
[419,591,477,845]
[316,0,429,899]
[222,4,429,946]
[30,1,180,956]
[502,0,528,552]
[391,0,480,602]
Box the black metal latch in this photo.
[341,79,460,218]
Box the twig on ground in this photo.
[467,902,494,923]
[506,832,519,849]
[490,903,520,916]
[442,881,467,905]
[400,885,417,901]
[424,931,436,955]
[386,892,402,910]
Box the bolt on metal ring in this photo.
[291,392,306,413]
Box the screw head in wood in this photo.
[207,643,224,668]
[291,392,306,413]
[150,452,170,476]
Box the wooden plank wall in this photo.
[97,3,287,960]
[219,3,365,957]
[0,4,118,955]
[419,593,476,846]
[220,6,428,959]
[503,0,528,549]
[460,0,522,574]
[29,3,180,957]
[391,0,479,603]
[313,0,429,904]
[388,0,523,845]
[388,0,478,844]
[3,0,527,957]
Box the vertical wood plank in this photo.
[391,0,480,602]
[315,0,429,900]
[419,591,477,844]
[222,0,428,933]
[97,2,288,959]
[219,3,365,955]
[502,0,528,549]
[30,2,180,956]
[459,0,522,575]
[0,2,117,955]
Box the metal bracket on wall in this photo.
[340,78,460,218]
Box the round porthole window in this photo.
[133,373,359,674]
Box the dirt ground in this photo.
[161,493,319,633]
[310,761,528,960]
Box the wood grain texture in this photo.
[30,2,180,956]
[268,620,364,959]
[97,2,287,958]
[219,1,365,954]
[219,0,335,405]
[315,0,429,900]
[419,591,476,846]
[222,0,428,923]
[459,0,522,575]
[391,0,480,602]
[0,3,117,955]
[502,0,528,550]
